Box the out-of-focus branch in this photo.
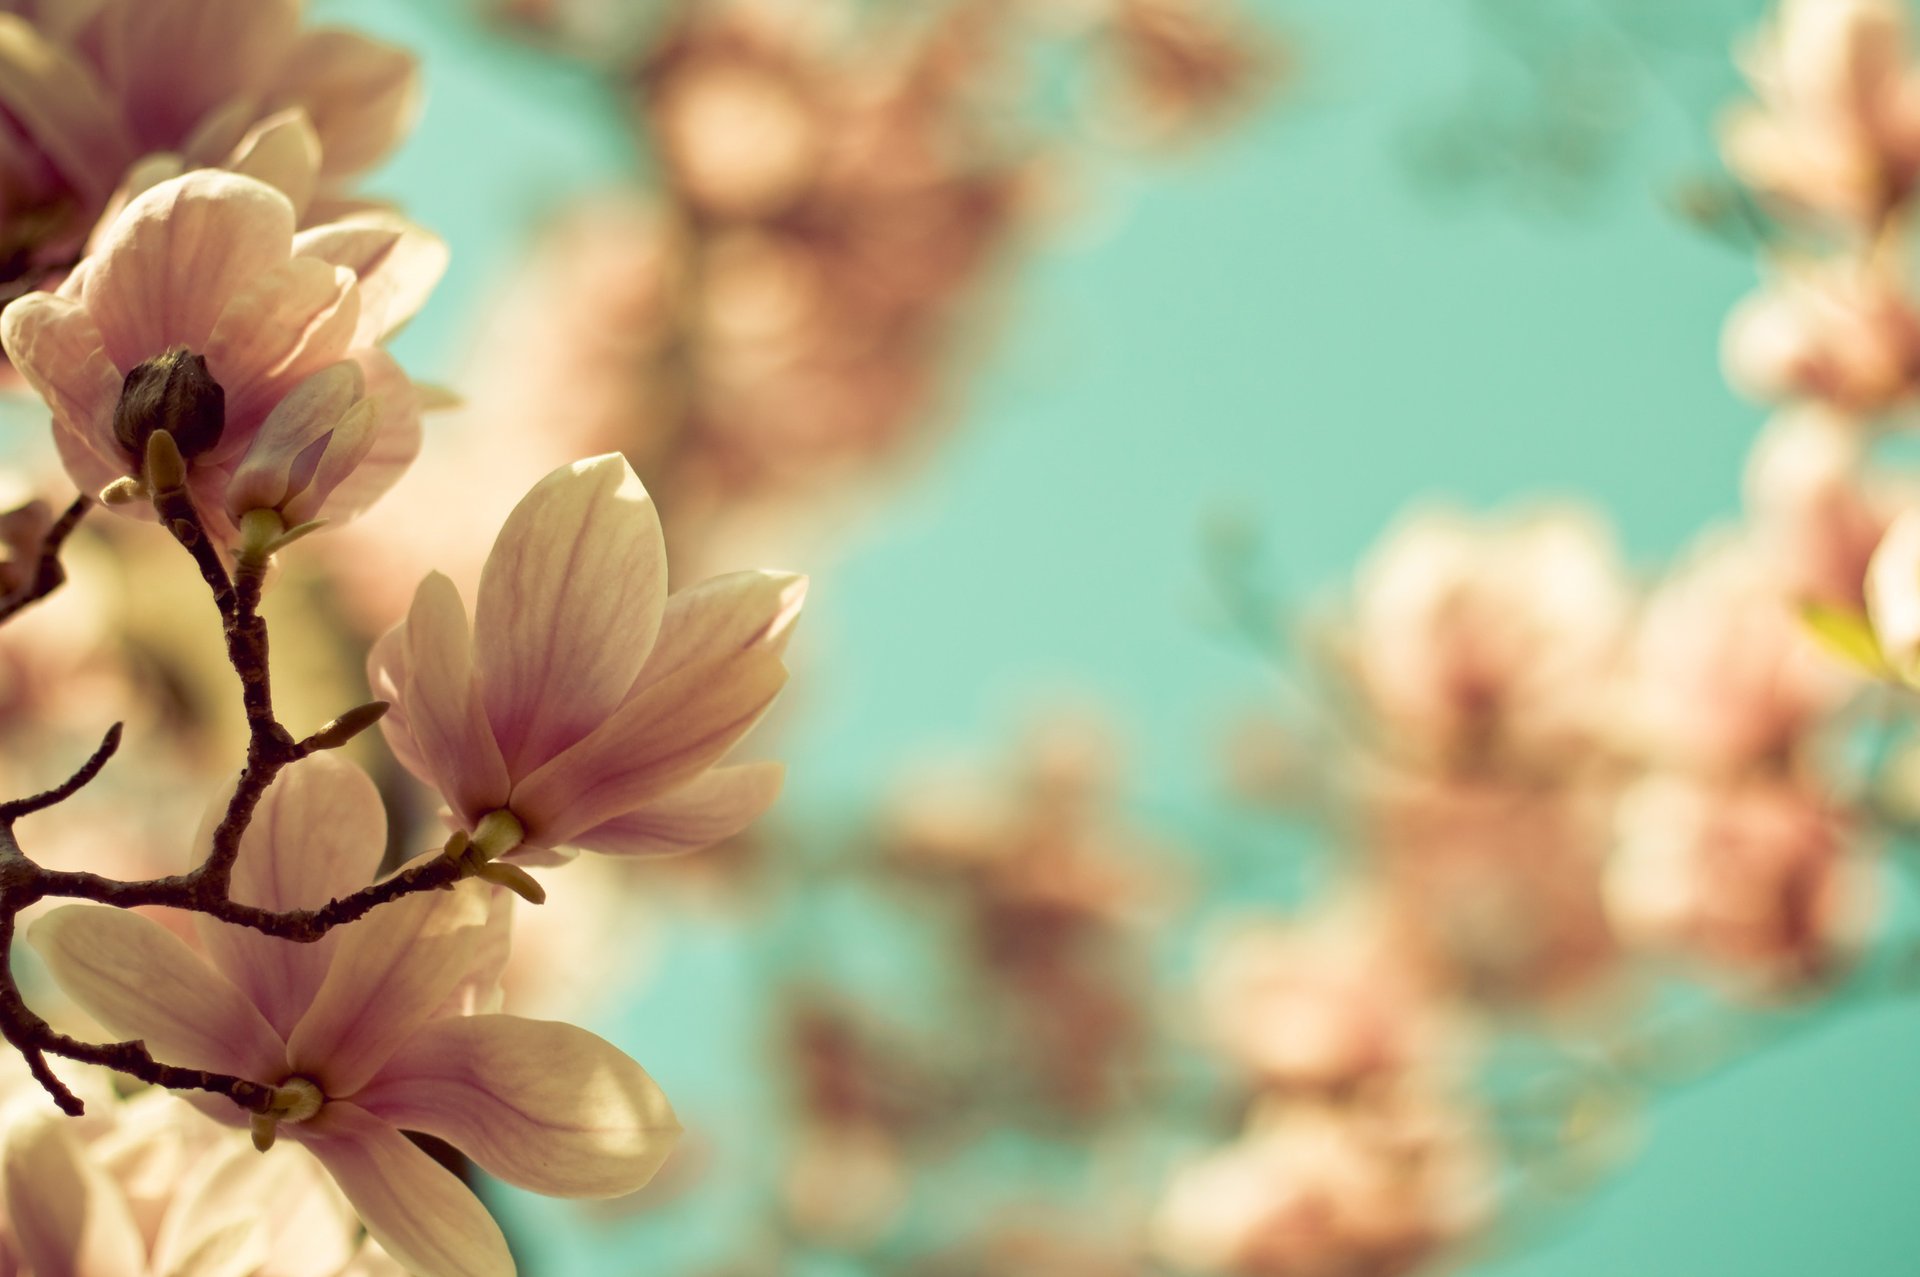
[0,495,90,626]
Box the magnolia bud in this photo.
[304,700,390,750]
[112,347,224,465]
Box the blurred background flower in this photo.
[6,0,1920,1275]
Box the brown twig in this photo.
[0,485,466,1115]
[0,495,90,626]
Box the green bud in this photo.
[143,428,187,495]
[113,346,224,465]
[306,700,390,751]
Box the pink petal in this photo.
[0,291,126,487]
[202,256,359,449]
[308,350,420,521]
[0,16,132,200]
[630,570,807,691]
[356,1014,679,1198]
[95,0,299,154]
[392,572,512,823]
[292,1102,512,1277]
[3,1117,147,1277]
[81,171,297,369]
[294,216,447,345]
[227,108,324,220]
[474,455,668,778]
[510,643,788,849]
[192,755,387,1040]
[366,624,428,781]
[284,882,491,1097]
[269,29,421,183]
[568,762,785,858]
[225,360,365,517]
[28,906,287,1082]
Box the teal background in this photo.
[319,0,1920,1272]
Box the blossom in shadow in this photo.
[0,0,418,300]
[27,753,679,1277]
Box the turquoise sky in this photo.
[321,1,1920,1273]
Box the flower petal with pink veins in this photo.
[271,29,422,182]
[96,0,300,153]
[28,906,287,1082]
[3,1117,147,1277]
[193,755,388,1039]
[631,570,808,691]
[475,455,668,777]
[295,217,448,345]
[390,572,512,821]
[356,1014,680,1198]
[227,108,325,219]
[285,882,491,1097]
[366,626,428,779]
[512,644,789,849]
[203,257,359,445]
[569,762,785,858]
[293,1102,512,1277]
[312,351,421,519]
[0,291,125,485]
[225,360,366,516]
[81,171,297,369]
[0,17,132,199]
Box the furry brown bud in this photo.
[112,347,225,465]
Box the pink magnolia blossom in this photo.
[1151,1098,1493,1277]
[0,169,444,545]
[1720,0,1920,227]
[1722,257,1920,417]
[1866,506,1920,673]
[27,754,680,1277]
[369,453,804,866]
[1341,505,1629,769]
[0,0,417,288]
[1617,534,1855,774]
[1199,900,1460,1095]
[1744,408,1897,612]
[1608,774,1874,991]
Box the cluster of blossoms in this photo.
[1149,4,1920,1274]
[336,0,1274,610]
[0,4,806,1275]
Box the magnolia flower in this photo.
[1722,258,1920,417]
[1,170,443,545]
[1720,0,1920,227]
[0,0,417,291]
[1151,1099,1492,1277]
[1365,770,1623,1007]
[369,453,803,867]
[1866,506,1920,674]
[1608,774,1873,991]
[28,754,680,1277]
[1744,408,1896,612]
[1,1081,398,1276]
[1199,901,1456,1095]
[1618,535,1854,774]
[1342,505,1629,768]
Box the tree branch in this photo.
[0,495,90,626]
